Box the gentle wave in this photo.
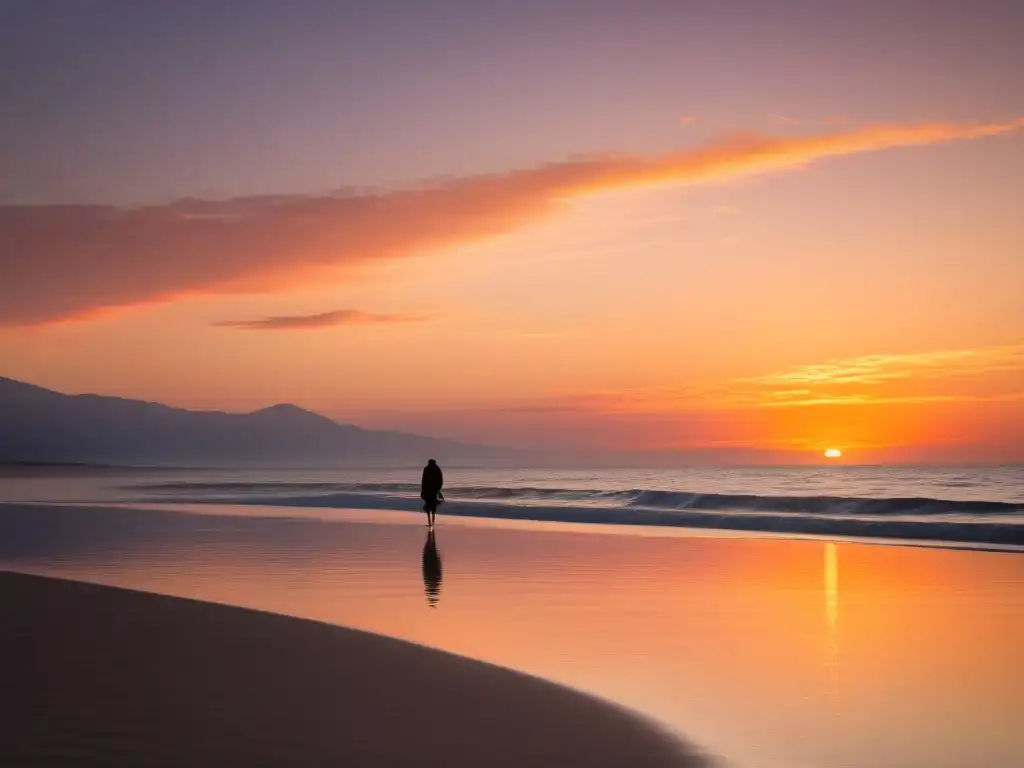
[133,481,1020,515]
[130,482,1024,548]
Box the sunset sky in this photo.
[2,1,1022,463]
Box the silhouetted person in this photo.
[422,529,443,608]
[420,458,443,527]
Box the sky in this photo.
[1,0,1022,463]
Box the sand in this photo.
[2,571,708,767]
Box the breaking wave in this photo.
[130,481,1024,549]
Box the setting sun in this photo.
[824,448,843,459]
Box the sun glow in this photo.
[824,448,843,459]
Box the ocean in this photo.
[6,464,1021,550]
[2,463,1023,767]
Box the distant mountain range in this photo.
[0,377,518,467]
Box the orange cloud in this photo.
[212,309,429,330]
[727,344,1024,407]
[486,344,1024,459]
[2,118,1021,325]
[538,343,1024,414]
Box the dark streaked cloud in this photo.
[1,120,1019,326]
[213,309,429,330]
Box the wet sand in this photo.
[2,571,708,767]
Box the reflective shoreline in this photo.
[2,502,1022,768]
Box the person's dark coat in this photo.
[421,460,443,503]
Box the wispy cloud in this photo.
[498,404,595,414]
[738,344,1024,389]
[744,392,1024,408]
[2,118,1021,325]
[541,343,1024,413]
[213,309,429,330]
[720,345,1024,408]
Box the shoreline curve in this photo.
[3,571,713,767]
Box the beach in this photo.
[4,570,704,767]
[2,495,1022,767]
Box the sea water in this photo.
[5,464,1019,549]
[2,465,1023,767]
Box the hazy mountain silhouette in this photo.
[0,377,516,467]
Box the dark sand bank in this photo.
[2,572,708,767]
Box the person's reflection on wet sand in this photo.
[422,529,443,608]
